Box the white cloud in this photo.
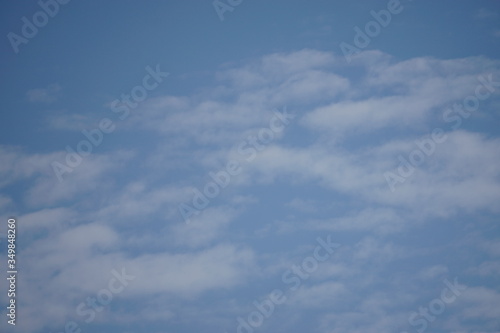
[472,261,500,277]
[48,113,95,131]
[96,181,189,222]
[123,244,256,297]
[26,150,134,206]
[289,281,347,308]
[171,206,239,248]
[474,8,498,20]
[26,83,61,103]
[0,145,60,188]
[459,287,500,319]
[307,208,404,234]
[285,198,318,214]
[19,207,77,231]
[418,264,449,280]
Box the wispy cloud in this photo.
[26,83,61,103]
[474,8,498,20]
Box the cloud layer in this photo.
[1,49,500,333]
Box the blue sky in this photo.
[1,0,500,332]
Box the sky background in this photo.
[1,0,500,332]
